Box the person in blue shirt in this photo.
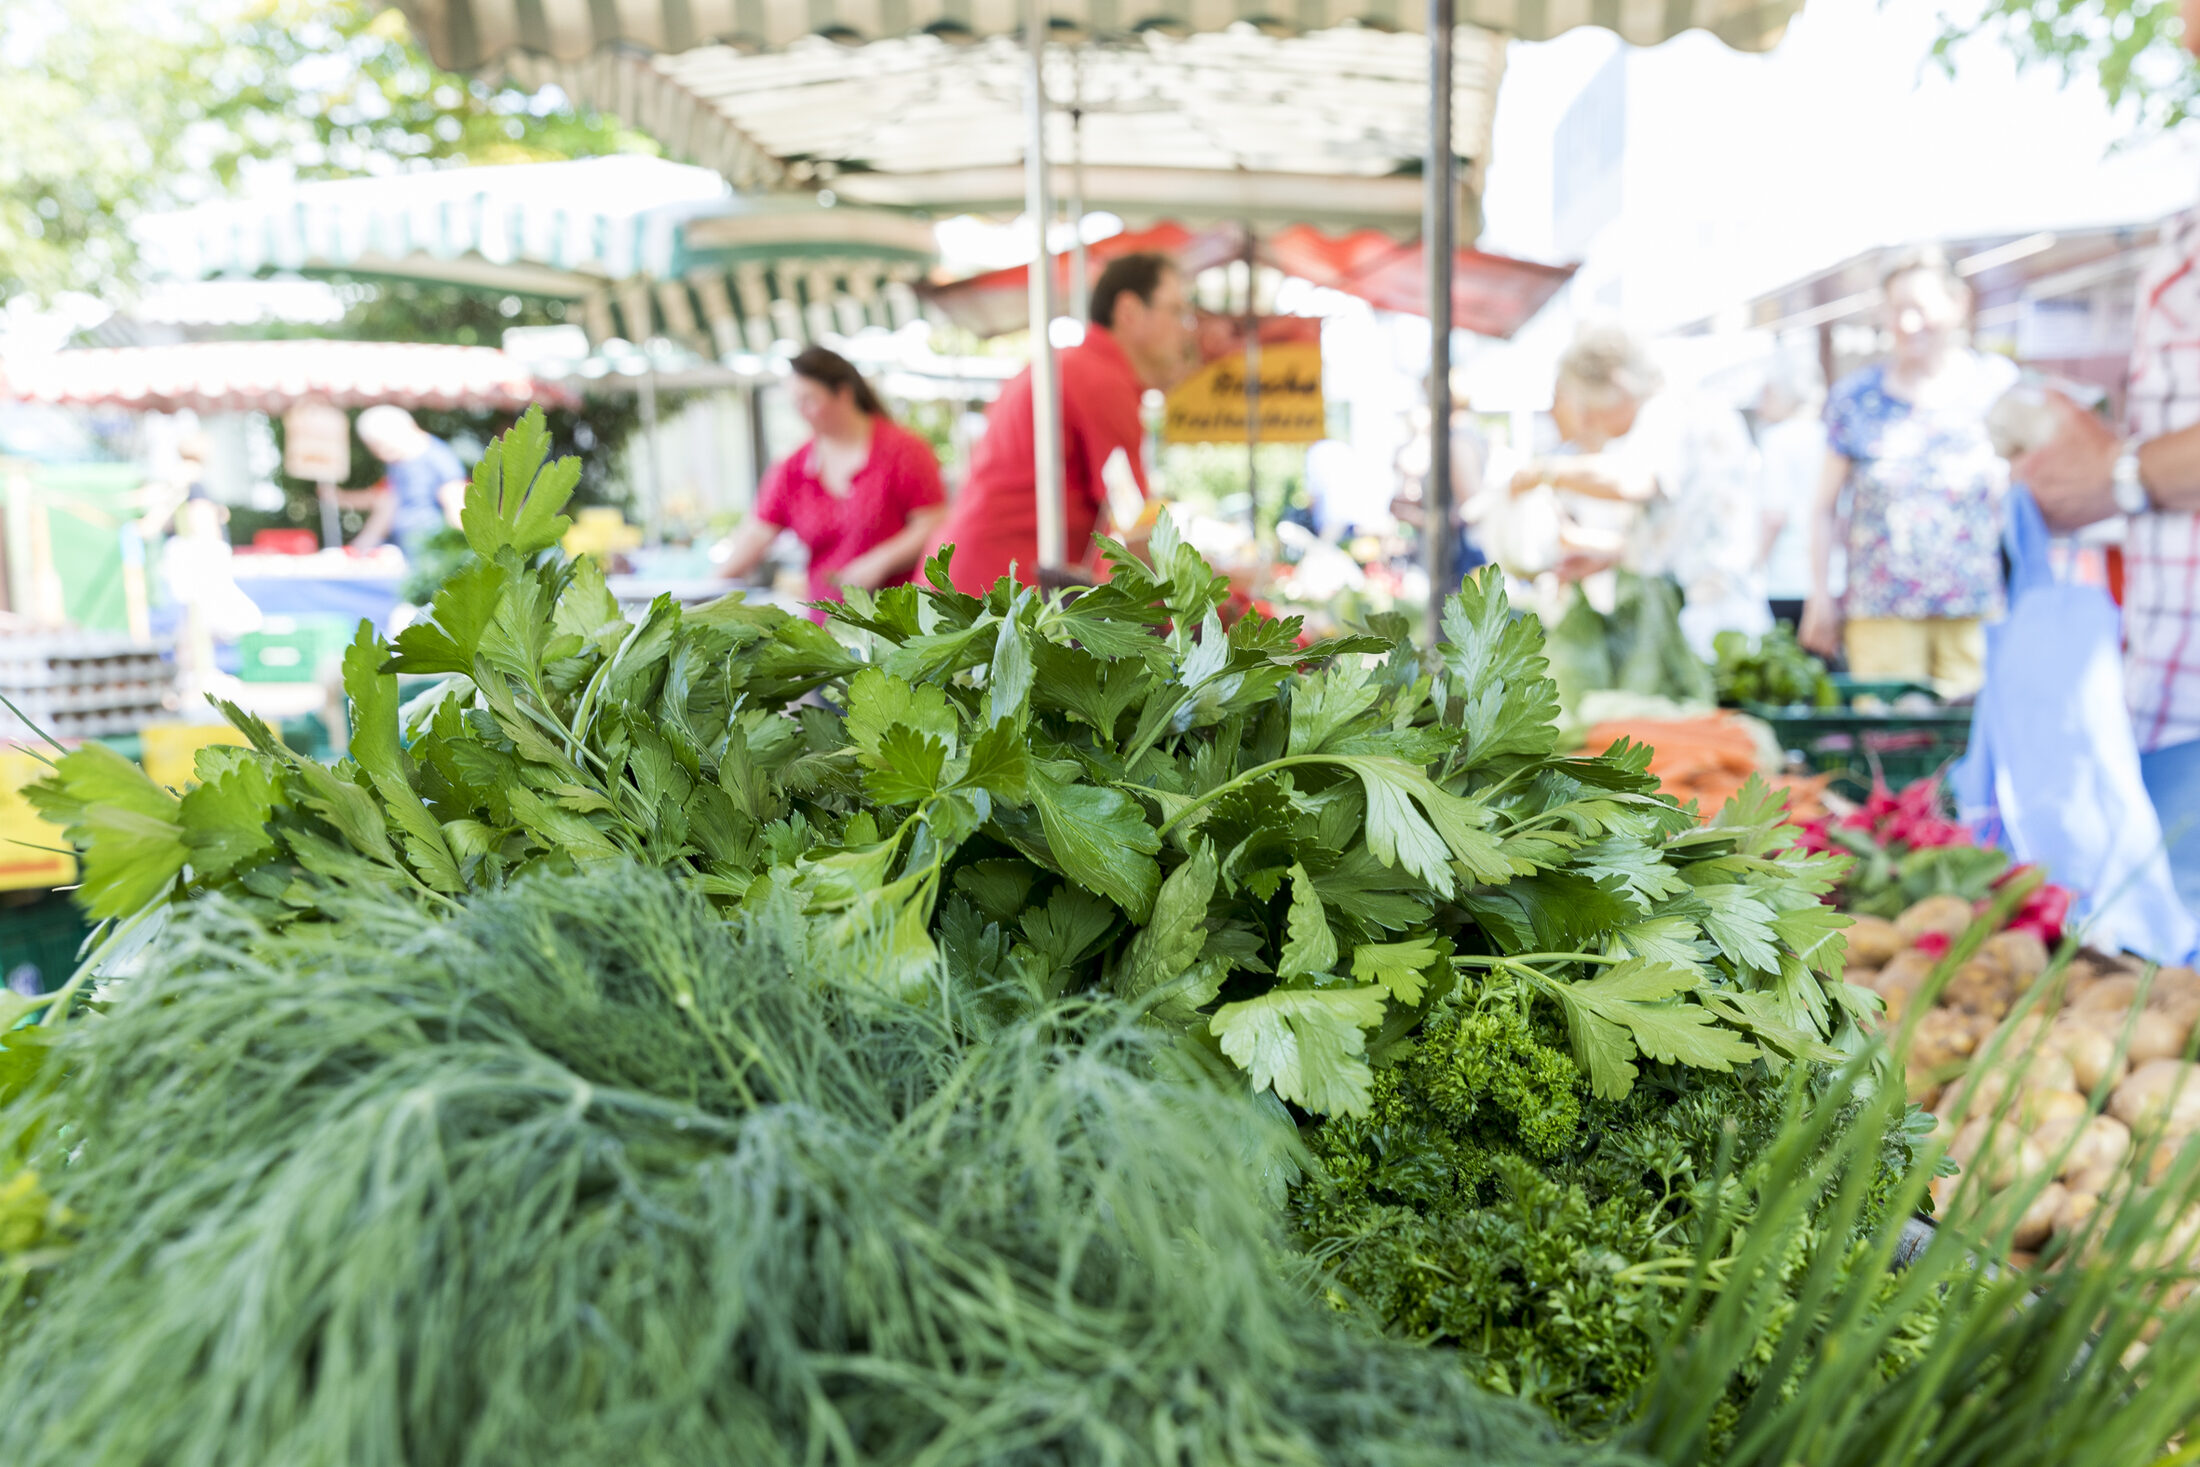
[347,406,468,558]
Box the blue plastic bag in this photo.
[1951,487,2198,963]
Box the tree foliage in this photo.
[1935,0,2200,131]
[0,0,651,300]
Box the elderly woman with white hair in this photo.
[340,405,469,559]
[1502,324,1770,657]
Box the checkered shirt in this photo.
[2125,206,2200,753]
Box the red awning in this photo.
[921,222,1575,341]
[1261,225,1576,340]
[0,340,578,415]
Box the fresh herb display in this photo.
[1712,626,1838,709]
[30,412,1865,1116]
[0,865,1614,1467]
[17,411,2200,1467]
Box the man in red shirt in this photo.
[930,253,1195,592]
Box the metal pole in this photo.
[1071,103,1090,326]
[1241,227,1261,545]
[638,366,662,545]
[1025,0,1066,573]
[1423,0,1456,648]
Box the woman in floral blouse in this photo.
[1799,250,2015,697]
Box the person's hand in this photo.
[1799,592,1842,660]
[1509,459,1550,497]
[1553,549,1621,583]
[829,553,889,592]
[2011,390,2122,531]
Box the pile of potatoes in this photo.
[1848,894,2200,1259]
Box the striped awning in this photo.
[138,158,942,358]
[0,341,578,415]
[443,27,1506,210]
[400,0,1800,70]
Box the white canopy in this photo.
[505,28,1506,222]
[138,158,941,356]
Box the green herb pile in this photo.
[16,412,2200,1466]
[28,410,1865,1119]
[1294,975,1936,1443]
[1543,573,1717,715]
[0,864,1622,1467]
[1711,626,1838,710]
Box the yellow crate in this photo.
[0,747,74,893]
[141,722,253,792]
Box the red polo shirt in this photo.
[928,325,1149,593]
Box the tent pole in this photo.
[1423,0,1456,648]
[1025,0,1065,574]
[1242,225,1260,547]
[1070,54,1090,327]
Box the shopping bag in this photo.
[1950,487,2199,963]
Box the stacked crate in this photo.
[0,632,178,742]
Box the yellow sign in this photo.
[0,749,74,893]
[141,723,254,792]
[1162,340,1325,445]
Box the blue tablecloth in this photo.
[232,574,404,632]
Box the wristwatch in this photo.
[2113,451,2152,517]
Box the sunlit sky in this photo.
[1481,0,2200,320]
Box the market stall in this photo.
[389,0,1799,614]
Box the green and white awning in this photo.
[139,157,941,356]
[402,0,1800,69]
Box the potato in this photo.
[2063,1114,2134,1181]
[2057,1188,2101,1236]
[1946,957,2015,1019]
[2135,1202,2200,1271]
[2075,974,2145,1016]
[1877,950,1940,1000]
[2110,1060,2200,1137]
[1897,893,1980,944]
[1908,1007,1979,1077]
[1982,928,2052,985]
[2143,1136,2200,1185]
[1951,1053,2077,1125]
[2001,1011,2052,1049]
[2153,964,2200,1000]
[2047,1021,2127,1094]
[1951,1117,2048,1190]
[2013,1182,2069,1250]
[2017,1087,2089,1129]
[2125,1008,2194,1066]
[1845,914,1907,968]
[2034,1112,2087,1158]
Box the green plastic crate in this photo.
[238,615,353,683]
[0,891,91,995]
[1747,699,1972,797]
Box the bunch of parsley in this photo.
[28,413,1866,1118]
[1293,982,1936,1442]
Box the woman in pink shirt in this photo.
[718,347,946,614]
